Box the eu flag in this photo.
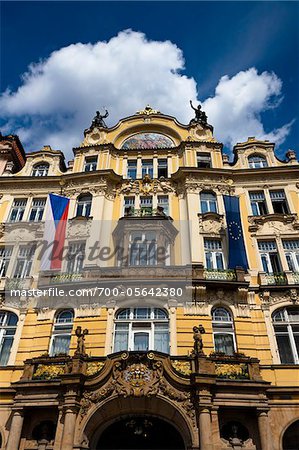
[223,195,249,270]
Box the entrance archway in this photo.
[97,415,185,449]
[82,396,195,450]
[283,420,299,450]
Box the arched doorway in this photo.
[82,396,195,450]
[283,420,299,450]
[96,415,185,449]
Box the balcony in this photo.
[124,207,169,218]
[259,271,287,286]
[204,268,236,281]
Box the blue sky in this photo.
[1,1,298,160]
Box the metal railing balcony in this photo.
[204,269,237,281]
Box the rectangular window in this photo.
[249,191,268,216]
[140,196,153,215]
[66,242,85,274]
[127,160,137,179]
[13,246,35,278]
[157,195,169,216]
[258,240,282,273]
[114,323,129,352]
[197,153,211,168]
[154,323,169,353]
[270,190,289,214]
[129,231,157,266]
[157,159,168,178]
[283,240,299,272]
[29,198,46,222]
[9,199,27,222]
[84,156,97,172]
[124,197,135,216]
[200,192,217,213]
[142,160,153,178]
[204,239,224,270]
[0,247,12,278]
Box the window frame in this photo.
[32,163,49,177]
[113,308,169,353]
[0,311,18,366]
[49,310,74,357]
[212,307,236,355]
[249,191,268,216]
[272,307,299,364]
[84,156,98,172]
[9,199,27,222]
[204,239,225,270]
[76,194,92,218]
[29,198,46,222]
[248,154,268,169]
[197,152,211,168]
[200,191,218,213]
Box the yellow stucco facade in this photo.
[0,106,298,450]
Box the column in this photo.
[60,406,78,450]
[153,154,158,179]
[199,408,212,450]
[169,305,177,355]
[178,195,191,265]
[257,410,270,450]
[6,409,24,450]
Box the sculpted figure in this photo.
[90,109,109,129]
[192,324,205,355]
[75,326,89,356]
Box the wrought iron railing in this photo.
[124,207,168,218]
[264,272,287,285]
[204,269,236,281]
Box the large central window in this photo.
[114,308,169,353]
[129,231,157,266]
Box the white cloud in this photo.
[0,31,292,160]
[202,68,292,148]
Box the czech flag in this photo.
[41,193,70,271]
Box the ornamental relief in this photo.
[79,352,195,425]
[117,178,174,196]
[248,214,299,234]
[260,289,299,309]
[67,218,92,238]
[198,213,225,235]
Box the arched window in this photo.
[272,307,299,364]
[248,154,268,169]
[114,308,169,353]
[212,307,235,355]
[282,420,299,450]
[32,163,49,177]
[200,191,217,213]
[49,310,74,356]
[0,311,18,366]
[76,193,92,218]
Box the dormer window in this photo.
[32,163,49,177]
[84,156,97,172]
[197,153,211,168]
[76,193,92,217]
[248,155,268,169]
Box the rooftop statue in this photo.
[190,100,208,125]
[90,109,109,129]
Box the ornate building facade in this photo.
[0,106,298,450]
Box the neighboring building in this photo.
[0,105,298,450]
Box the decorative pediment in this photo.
[248,214,299,233]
